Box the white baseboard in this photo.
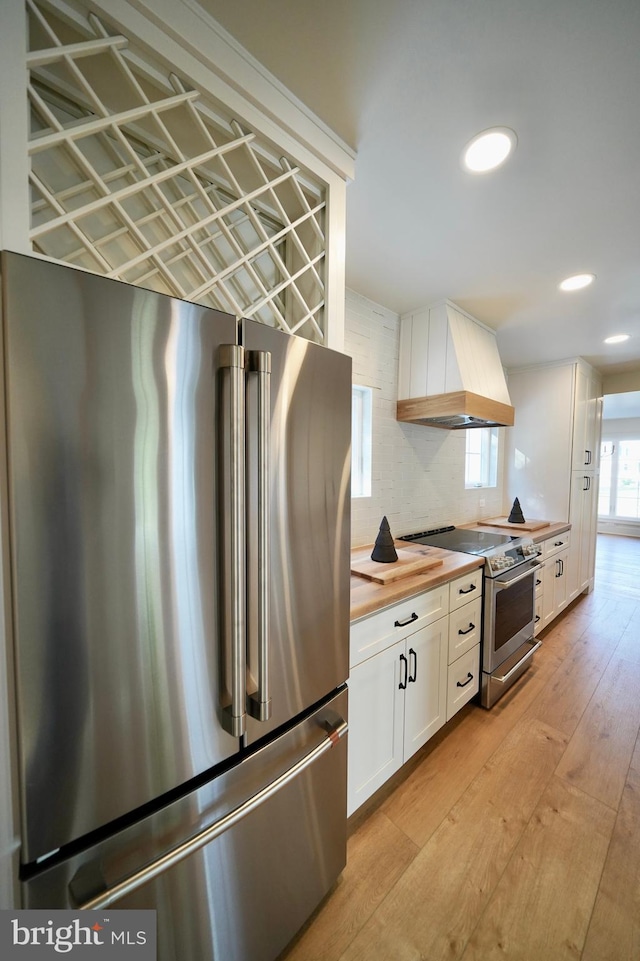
[597,520,640,538]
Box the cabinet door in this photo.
[585,377,602,469]
[505,364,574,519]
[553,549,570,614]
[572,367,602,470]
[346,642,404,816]
[569,472,598,601]
[541,559,556,629]
[403,620,448,761]
[571,364,589,470]
[542,551,569,627]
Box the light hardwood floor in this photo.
[280,533,640,961]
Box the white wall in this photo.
[344,289,505,548]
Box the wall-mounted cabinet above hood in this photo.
[397,301,515,429]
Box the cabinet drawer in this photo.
[448,596,482,663]
[534,568,544,596]
[447,644,480,720]
[350,586,448,668]
[543,532,571,558]
[448,569,483,613]
[534,596,543,636]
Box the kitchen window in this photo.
[352,385,372,498]
[465,427,498,488]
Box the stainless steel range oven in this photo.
[400,526,543,708]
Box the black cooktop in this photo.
[399,525,515,556]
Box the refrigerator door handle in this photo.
[219,344,247,737]
[71,717,348,910]
[247,350,272,722]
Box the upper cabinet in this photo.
[397,302,514,429]
[505,359,602,522]
[571,365,603,471]
[505,358,602,602]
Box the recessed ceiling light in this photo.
[462,127,517,173]
[559,273,595,291]
[604,334,630,344]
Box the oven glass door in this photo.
[484,565,537,672]
[495,573,535,652]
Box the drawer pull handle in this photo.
[534,614,540,624]
[456,672,474,688]
[394,612,418,628]
[408,648,417,683]
[458,584,476,595]
[458,623,475,635]
[535,578,542,586]
[398,653,408,690]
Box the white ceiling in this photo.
[198,0,640,375]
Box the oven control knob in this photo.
[492,554,511,570]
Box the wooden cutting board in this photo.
[481,516,551,532]
[351,547,443,584]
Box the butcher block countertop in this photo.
[350,520,572,622]
[350,541,484,622]
[465,520,571,543]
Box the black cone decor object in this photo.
[371,515,398,563]
[507,497,526,524]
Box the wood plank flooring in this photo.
[279,533,640,961]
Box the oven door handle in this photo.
[493,641,542,684]
[493,564,542,591]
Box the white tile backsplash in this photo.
[344,289,504,548]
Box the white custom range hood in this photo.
[397,302,515,429]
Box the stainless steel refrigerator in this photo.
[0,251,351,960]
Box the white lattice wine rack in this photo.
[26,0,328,342]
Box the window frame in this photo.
[464,426,499,489]
[351,384,372,498]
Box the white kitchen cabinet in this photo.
[541,533,571,628]
[446,589,481,720]
[505,358,601,608]
[347,572,483,815]
[448,594,482,662]
[402,619,449,757]
[448,568,483,612]
[543,530,571,557]
[447,644,480,720]
[568,472,599,601]
[347,640,405,815]
[347,616,447,817]
[534,566,544,636]
[349,586,448,668]
[504,363,574,520]
[571,365,602,471]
